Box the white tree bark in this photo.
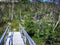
[53,15,60,32]
[11,0,14,20]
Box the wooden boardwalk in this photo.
[0,26,36,45]
[13,32,24,45]
[5,32,24,45]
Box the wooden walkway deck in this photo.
[5,32,24,45]
[13,32,24,45]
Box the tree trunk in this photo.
[11,0,14,20]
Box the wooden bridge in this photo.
[0,24,36,45]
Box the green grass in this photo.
[32,37,60,45]
[11,20,20,31]
[32,37,44,45]
[53,43,60,45]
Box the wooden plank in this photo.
[13,32,24,45]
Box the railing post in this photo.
[22,35,26,45]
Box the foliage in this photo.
[0,1,60,45]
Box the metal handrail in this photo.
[0,26,10,45]
[5,32,13,45]
[20,24,36,45]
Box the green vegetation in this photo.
[0,1,60,45]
